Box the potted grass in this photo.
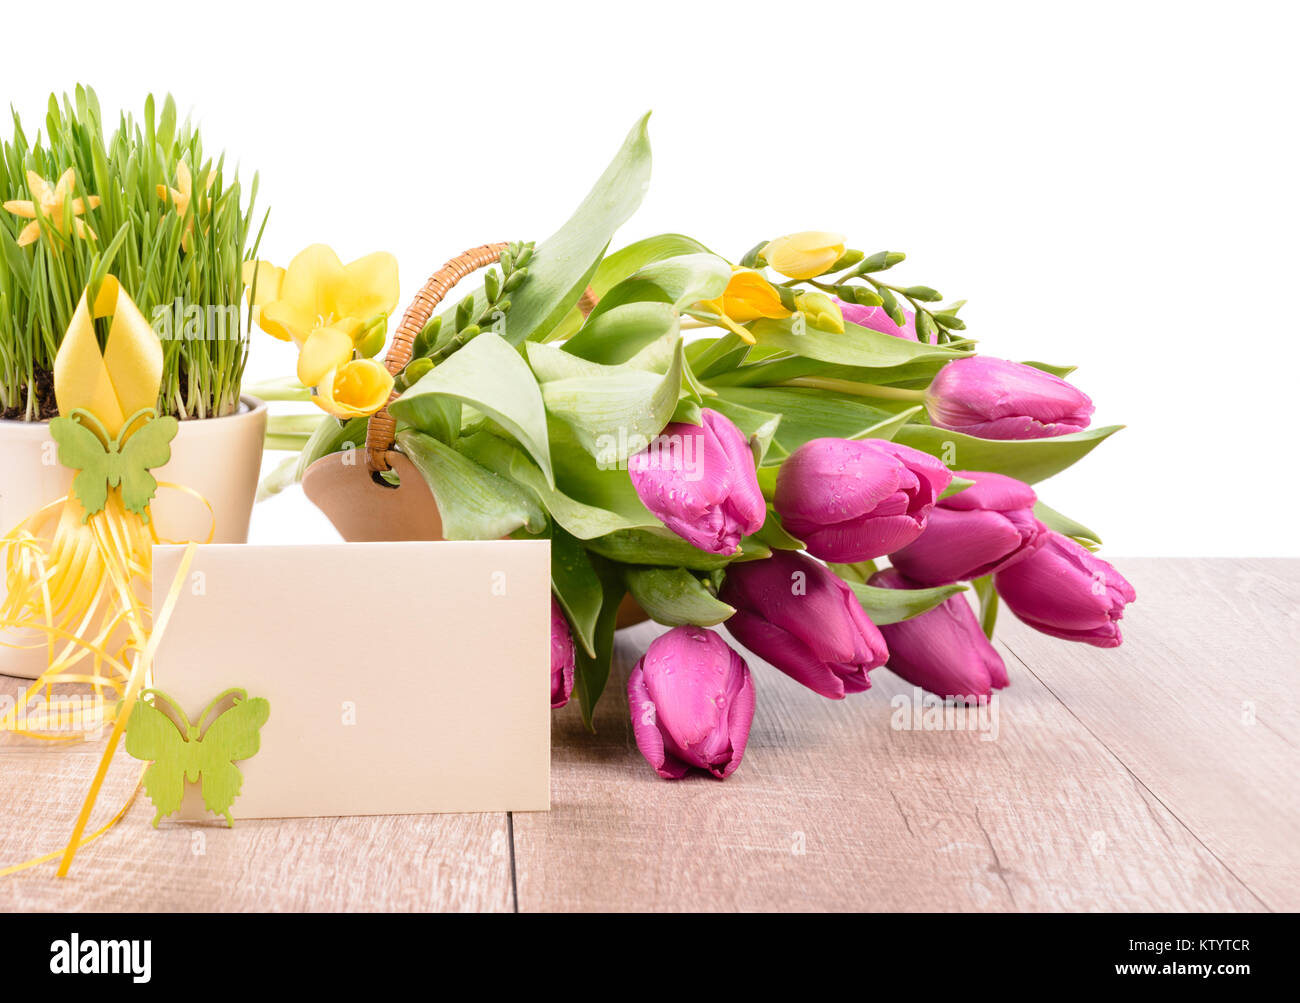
[0,87,268,677]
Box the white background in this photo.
[6,0,1296,556]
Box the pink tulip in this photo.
[774,438,953,562]
[869,568,1008,700]
[627,626,755,780]
[925,357,1095,439]
[993,531,1136,647]
[550,597,575,709]
[837,300,924,342]
[720,549,888,699]
[628,408,766,555]
[889,470,1046,585]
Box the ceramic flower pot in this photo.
[0,396,267,680]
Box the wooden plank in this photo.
[0,680,514,912]
[997,557,1300,912]
[514,612,1265,911]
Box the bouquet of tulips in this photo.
[259,115,1134,781]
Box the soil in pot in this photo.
[1,367,57,421]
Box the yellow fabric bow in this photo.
[1,277,206,877]
[54,277,164,438]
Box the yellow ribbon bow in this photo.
[1,277,204,877]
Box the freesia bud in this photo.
[695,267,791,344]
[793,291,845,333]
[774,438,953,562]
[763,231,847,280]
[869,568,1008,701]
[550,597,575,709]
[628,408,766,555]
[721,549,888,699]
[925,357,1095,439]
[993,531,1136,647]
[836,299,925,342]
[627,626,755,779]
[889,470,1046,584]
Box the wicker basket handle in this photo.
[365,243,509,474]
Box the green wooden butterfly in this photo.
[123,688,271,827]
[49,407,179,521]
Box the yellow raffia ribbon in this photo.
[1,277,213,876]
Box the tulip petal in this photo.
[726,610,860,699]
[872,569,1008,700]
[994,532,1134,647]
[627,664,690,780]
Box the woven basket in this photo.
[364,242,510,477]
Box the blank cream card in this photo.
[150,540,551,819]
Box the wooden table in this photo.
[1,558,1295,912]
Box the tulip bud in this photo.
[762,231,847,280]
[993,531,1136,647]
[628,408,766,555]
[925,357,1095,440]
[774,438,953,562]
[550,597,575,709]
[888,470,1046,585]
[720,549,888,700]
[836,299,921,341]
[627,626,755,779]
[793,291,845,333]
[869,568,1008,701]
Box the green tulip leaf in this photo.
[546,233,715,343]
[1021,361,1077,378]
[751,507,804,550]
[550,527,603,658]
[584,252,732,322]
[533,338,685,466]
[826,560,879,585]
[850,404,926,443]
[501,113,654,345]
[750,317,969,369]
[1034,499,1103,547]
[563,301,680,365]
[892,423,1124,485]
[624,566,735,627]
[573,553,626,731]
[713,386,902,454]
[391,331,553,486]
[843,579,966,625]
[459,430,660,540]
[971,574,999,639]
[707,354,954,389]
[586,526,769,570]
[397,430,545,540]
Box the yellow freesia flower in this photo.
[696,267,792,344]
[3,168,100,247]
[242,244,399,346]
[794,290,845,334]
[156,161,215,251]
[314,358,394,419]
[763,231,846,280]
